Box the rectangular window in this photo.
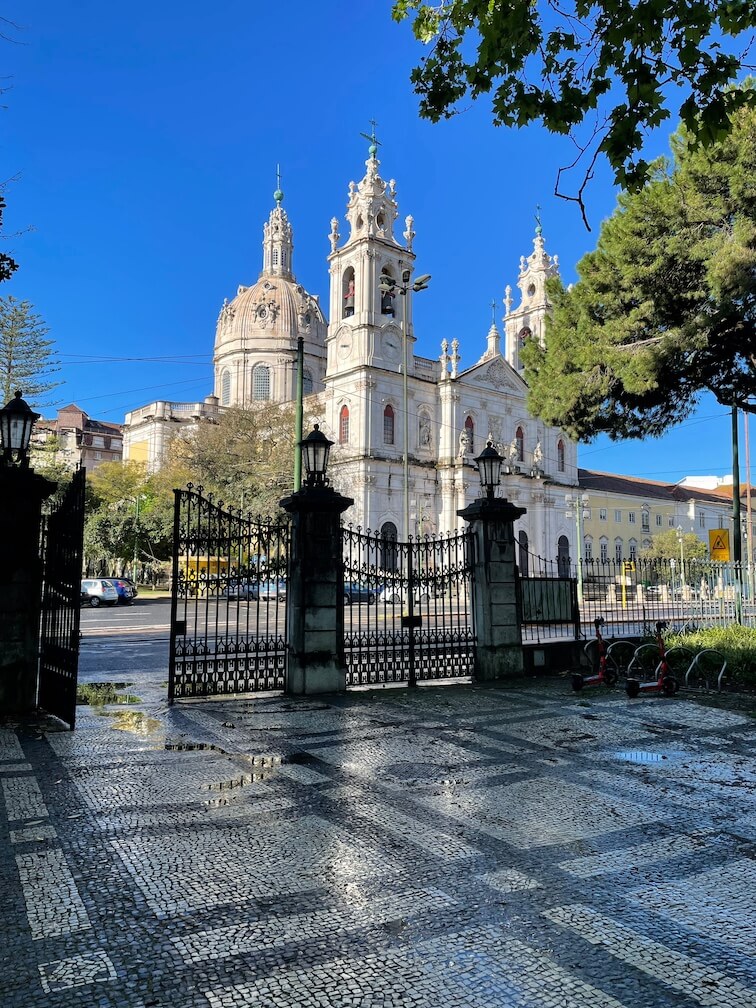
[614,510,622,523]
[699,511,706,528]
[669,517,675,527]
[615,541,623,563]
[628,512,636,524]
[599,509,607,521]
[656,514,663,527]
[641,513,650,532]
[600,540,608,562]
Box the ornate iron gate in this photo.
[169,486,289,699]
[342,524,475,687]
[38,467,86,728]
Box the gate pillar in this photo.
[458,496,526,680]
[0,467,56,715]
[281,484,354,695]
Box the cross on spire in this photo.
[535,203,543,236]
[360,120,382,158]
[490,300,497,324]
[274,164,284,207]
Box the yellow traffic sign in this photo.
[709,529,730,561]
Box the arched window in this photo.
[303,369,313,395]
[518,531,529,575]
[515,426,524,462]
[465,415,475,453]
[584,536,593,562]
[557,439,565,472]
[342,267,356,318]
[383,404,395,445]
[519,327,531,348]
[281,249,287,268]
[614,538,623,563]
[220,370,231,406]
[252,365,270,401]
[628,538,638,561]
[380,521,399,572]
[557,535,570,577]
[599,536,609,563]
[339,405,350,444]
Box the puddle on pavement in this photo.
[613,750,684,764]
[77,682,142,706]
[107,711,164,736]
[165,741,229,755]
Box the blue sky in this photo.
[2,0,750,485]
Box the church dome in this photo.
[214,274,325,355]
[212,193,328,407]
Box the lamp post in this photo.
[565,492,589,608]
[133,494,147,580]
[380,270,431,540]
[474,441,504,501]
[676,525,685,597]
[0,391,40,467]
[299,424,333,487]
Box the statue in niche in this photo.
[419,414,431,448]
[344,277,355,317]
[532,441,543,468]
[458,428,472,458]
[508,438,519,463]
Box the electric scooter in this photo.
[626,620,678,698]
[572,617,618,691]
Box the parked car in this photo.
[223,579,258,600]
[257,580,287,601]
[110,578,135,605]
[80,579,119,607]
[120,577,138,598]
[343,582,378,605]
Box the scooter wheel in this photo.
[626,679,640,698]
[571,673,584,692]
[662,675,678,697]
[604,664,619,687]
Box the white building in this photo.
[124,146,580,566]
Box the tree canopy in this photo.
[0,296,60,405]
[640,529,708,561]
[0,194,18,286]
[521,98,756,441]
[392,1,755,218]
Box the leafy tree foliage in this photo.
[0,296,60,405]
[169,403,304,516]
[0,194,18,286]
[393,1,755,215]
[640,529,708,561]
[522,99,756,440]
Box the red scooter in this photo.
[626,620,678,698]
[572,617,618,691]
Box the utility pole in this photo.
[294,337,304,491]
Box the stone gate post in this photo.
[0,467,56,715]
[458,496,526,680]
[280,484,354,695]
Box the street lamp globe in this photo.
[474,441,503,500]
[0,390,40,467]
[300,424,333,487]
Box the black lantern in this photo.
[300,424,333,487]
[475,441,503,500]
[0,390,40,467]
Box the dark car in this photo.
[223,579,258,600]
[110,578,135,605]
[343,582,377,605]
[120,577,139,598]
[257,580,287,602]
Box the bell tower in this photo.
[504,212,560,372]
[326,131,417,375]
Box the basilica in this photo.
[124,145,580,568]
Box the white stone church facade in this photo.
[124,148,580,568]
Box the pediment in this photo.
[458,354,527,395]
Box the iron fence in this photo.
[341,525,475,686]
[169,485,289,699]
[521,551,756,641]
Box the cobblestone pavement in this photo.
[2,676,755,1007]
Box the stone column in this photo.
[458,496,526,680]
[281,484,354,695]
[0,467,56,715]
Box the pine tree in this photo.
[0,296,60,405]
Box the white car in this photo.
[378,585,432,605]
[80,579,119,607]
